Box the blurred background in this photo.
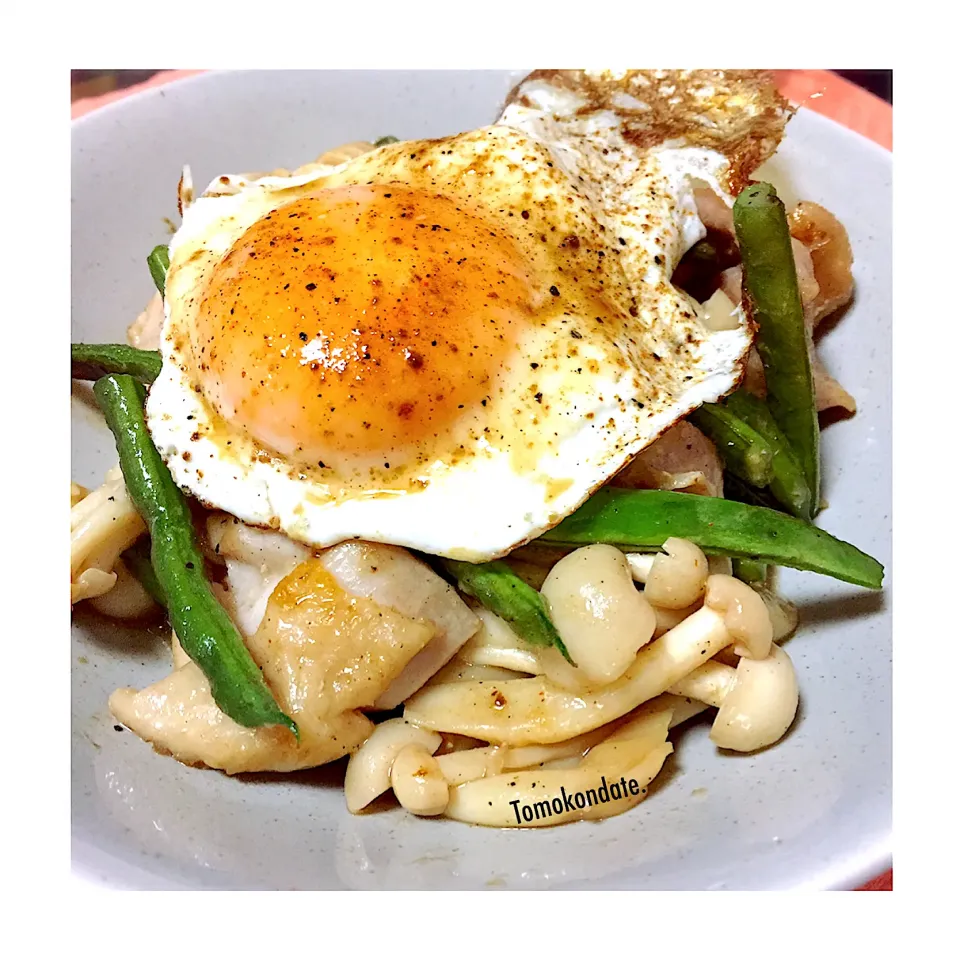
[832,70,892,102]
[71,70,162,101]
[70,70,893,104]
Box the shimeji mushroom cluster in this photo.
[346,537,799,826]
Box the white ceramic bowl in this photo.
[71,70,891,890]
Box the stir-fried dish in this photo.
[71,70,882,828]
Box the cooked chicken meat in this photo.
[110,522,479,773]
[110,556,435,774]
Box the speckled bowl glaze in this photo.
[71,70,892,890]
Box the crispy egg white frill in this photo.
[147,101,753,561]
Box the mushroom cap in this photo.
[704,574,773,659]
[391,743,450,817]
[541,544,656,685]
[644,537,709,609]
[709,644,799,752]
[344,718,441,813]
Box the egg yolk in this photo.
[194,184,534,470]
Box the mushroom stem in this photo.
[404,604,739,745]
[436,745,505,786]
[391,744,450,817]
[625,553,655,582]
[669,660,737,707]
[501,692,710,771]
[636,538,709,609]
[653,601,701,638]
[344,719,442,814]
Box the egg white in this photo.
[146,121,750,561]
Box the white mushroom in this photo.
[541,544,656,685]
[444,740,672,827]
[752,584,799,643]
[425,660,530,687]
[404,575,774,746]
[662,692,712,728]
[535,643,595,692]
[502,726,611,771]
[390,744,450,817]
[652,601,702,638]
[707,555,734,577]
[707,645,799,752]
[501,692,708,771]
[71,466,147,605]
[703,574,773,659]
[436,745,505,786]
[443,703,675,827]
[669,659,738,706]
[625,537,709,609]
[436,733,487,754]
[88,559,157,620]
[456,607,541,675]
[344,719,442,814]
[666,647,799,751]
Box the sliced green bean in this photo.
[689,404,773,488]
[93,374,297,736]
[443,559,573,664]
[147,245,170,296]
[720,390,814,521]
[733,182,820,503]
[374,135,399,146]
[72,343,161,384]
[539,488,883,589]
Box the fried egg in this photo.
[146,70,789,561]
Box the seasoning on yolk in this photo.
[193,184,534,470]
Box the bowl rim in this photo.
[70,70,892,891]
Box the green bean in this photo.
[732,557,769,584]
[720,391,814,521]
[122,538,166,607]
[93,374,297,736]
[688,404,774,488]
[733,182,820,503]
[374,135,399,146]
[147,245,170,296]
[71,343,161,384]
[538,488,883,589]
[443,559,573,664]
